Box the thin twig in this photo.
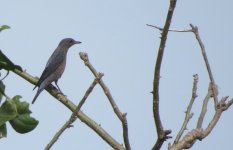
[151,0,177,150]
[79,52,131,150]
[45,73,103,150]
[12,68,125,150]
[196,83,212,129]
[174,74,198,144]
[190,24,218,107]
[146,24,192,32]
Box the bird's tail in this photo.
[32,89,43,104]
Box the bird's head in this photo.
[59,38,81,49]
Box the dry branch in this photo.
[45,73,103,149]
[149,13,233,150]
[197,84,212,129]
[79,52,131,150]
[174,74,198,144]
[151,0,177,149]
[190,24,218,107]
[147,24,192,33]
[169,97,233,150]
[167,24,233,150]
[12,68,125,150]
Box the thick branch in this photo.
[152,0,177,149]
[12,69,125,150]
[79,52,131,150]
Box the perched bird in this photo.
[32,38,81,104]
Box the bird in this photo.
[32,38,81,104]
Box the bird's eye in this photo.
[69,40,73,43]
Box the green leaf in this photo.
[0,96,39,134]
[12,95,31,114]
[0,123,7,138]
[10,114,38,133]
[9,96,39,133]
[0,50,23,71]
[0,25,10,32]
[0,100,17,126]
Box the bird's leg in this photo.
[54,80,64,95]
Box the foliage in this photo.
[0,25,38,138]
[0,25,10,32]
[0,50,23,72]
[0,95,39,137]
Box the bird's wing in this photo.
[33,49,65,89]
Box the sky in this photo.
[0,0,233,150]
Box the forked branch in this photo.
[12,68,124,150]
[79,52,131,150]
[168,24,233,150]
[174,74,198,144]
[169,97,233,150]
[190,24,218,107]
[148,13,233,150]
[45,73,103,149]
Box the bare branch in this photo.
[169,96,233,150]
[222,98,233,110]
[167,22,233,149]
[169,129,204,150]
[151,0,177,149]
[12,68,125,150]
[197,83,212,129]
[190,24,218,107]
[79,52,131,150]
[74,73,104,116]
[45,73,103,150]
[148,23,219,109]
[174,74,198,144]
[148,23,220,109]
[146,24,192,32]
[202,96,230,138]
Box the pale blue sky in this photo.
[0,0,233,150]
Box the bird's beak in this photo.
[75,41,82,44]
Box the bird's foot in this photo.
[56,91,66,97]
